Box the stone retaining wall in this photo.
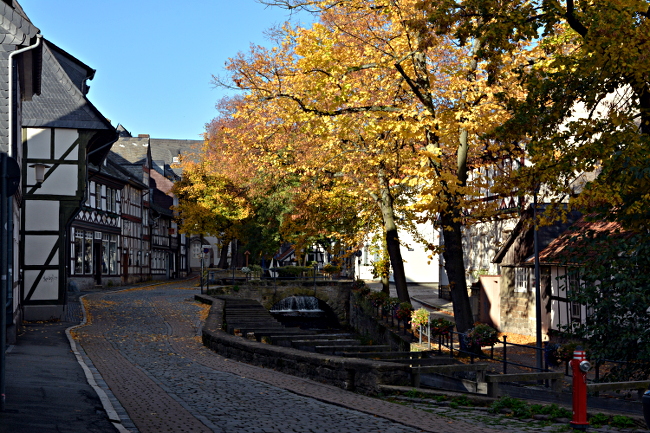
[349,301,411,352]
[197,294,412,395]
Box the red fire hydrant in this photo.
[570,347,591,430]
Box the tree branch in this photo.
[564,0,588,37]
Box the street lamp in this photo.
[29,163,50,186]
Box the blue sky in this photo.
[21,1,310,140]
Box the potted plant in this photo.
[410,308,430,328]
[384,297,400,316]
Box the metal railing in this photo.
[416,324,550,374]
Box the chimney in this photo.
[138,134,150,138]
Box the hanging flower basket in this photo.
[430,317,454,336]
[395,302,413,321]
[466,323,499,347]
[368,291,388,308]
[351,280,370,296]
[383,297,400,315]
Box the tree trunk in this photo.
[217,241,230,269]
[381,275,390,294]
[377,168,410,303]
[440,211,474,334]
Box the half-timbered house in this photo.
[20,40,117,320]
[492,206,583,337]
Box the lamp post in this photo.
[533,184,543,372]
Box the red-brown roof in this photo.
[528,217,626,265]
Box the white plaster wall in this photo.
[25,200,59,231]
[24,235,58,266]
[33,164,77,196]
[24,269,59,301]
[357,222,441,284]
[26,128,49,159]
[54,128,79,160]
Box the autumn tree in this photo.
[243,0,529,332]
[415,0,650,225]
[215,16,438,303]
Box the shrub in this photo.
[271,266,312,278]
[489,396,530,418]
[323,263,341,275]
[610,415,635,429]
[589,413,610,427]
[556,341,583,362]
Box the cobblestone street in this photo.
[73,281,648,433]
[74,281,506,433]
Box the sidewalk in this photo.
[0,320,120,433]
[0,282,153,433]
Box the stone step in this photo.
[367,357,456,366]
[324,345,391,354]
[291,339,360,350]
[230,326,294,335]
[269,333,353,344]
[338,351,424,359]
[226,324,284,333]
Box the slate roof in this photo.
[0,0,40,152]
[111,136,150,165]
[150,138,203,177]
[22,40,111,131]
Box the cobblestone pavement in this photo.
[73,281,646,433]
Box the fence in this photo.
[417,322,550,374]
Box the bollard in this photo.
[641,390,650,428]
[570,347,591,430]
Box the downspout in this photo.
[8,34,42,158]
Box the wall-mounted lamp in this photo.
[29,163,51,185]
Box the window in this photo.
[88,181,96,208]
[109,235,118,274]
[72,229,95,275]
[84,232,93,274]
[514,267,528,293]
[74,230,84,274]
[567,269,581,320]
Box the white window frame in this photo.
[514,267,528,293]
